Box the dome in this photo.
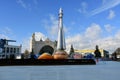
[53,50,68,59]
[38,53,53,59]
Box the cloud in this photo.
[66,23,102,51]
[34,32,47,41]
[102,0,107,5]
[104,24,115,32]
[66,23,120,54]
[42,14,69,40]
[0,34,9,39]
[16,0,32,11]
[78,2,88,14]
[22,37,31,53]
[85,23,102,40]
[0,27,13,39]
[41,14,58,40]
[16,0,27,9]
[2,27,13,35]
[89,0,120,16]
[115,30,120,39]
[107,10,115,19]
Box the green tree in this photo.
[69,45,74,58]
[94,45,101,58]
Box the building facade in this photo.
[30,33,57,55]
[112,48,120,60]
[0,39,21,59]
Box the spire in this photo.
[57,8,66,50]
[32,33,35,41]
[59,8,63,17]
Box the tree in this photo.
[69,45,74,58]
[94,45,101,58]
[24,49,29,59]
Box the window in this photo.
[2,55,5,57]
[10,48,13,53]
[7,47,9,53]
[17,48,19,53]
[2,48,5,53]
[14,48,16,53]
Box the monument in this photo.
[31,33,57,55]
[53,8,68,59]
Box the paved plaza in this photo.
[0,61,120,80]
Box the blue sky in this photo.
[0,0,120,53]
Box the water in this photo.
[0,61,120,80]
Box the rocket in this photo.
[57,8,66,50]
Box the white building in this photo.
[0,45,21,59]
[0,39,22,59]
[30,33,57,55]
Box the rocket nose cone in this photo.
[59,8,63,13]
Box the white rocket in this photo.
[57,8,66,50]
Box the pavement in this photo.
[0,61,120,80]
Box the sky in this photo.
[0,0,120,53]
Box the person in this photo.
[94,45,101,62]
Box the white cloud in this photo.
[107,10,115,19]
[0,34,9,39]
[2,27,13,35]
[66,23,102,51]
[42,14,58,40]
[0,27,19,46]
[78,2,88,14]
[16,0,27,9]
[102,0,107,5]
[115,30,120,39]
[66,23,120,54]
[85,23,102,40]
[16,0,32,11]
[0,27,13,39]
[22,37,31,53]
[104,24,115,32]
[34,32,47,41]
[42,14,69,40]
[89,0,120,16]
